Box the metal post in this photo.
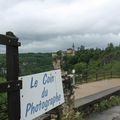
[104,72,105,80]
[96,73,98,81]
[72,69,75,85]
[111,71,112,78]
[6,32,21,120]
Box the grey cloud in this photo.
[0,0,120,52]
[19,33,120,53]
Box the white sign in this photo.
[20,69,64,120]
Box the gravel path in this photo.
[74,79,120,100]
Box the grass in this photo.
[95,96,120,112]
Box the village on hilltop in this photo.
[52,43,75,70]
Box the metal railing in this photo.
[75,71,120,84]
[0,32,22,120]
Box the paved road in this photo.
[74,79,120,108]
[87,106,120,120]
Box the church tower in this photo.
[72,43,75,56]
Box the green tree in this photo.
[74,62,87,74]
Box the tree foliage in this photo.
[19,53,53,75]
[62,43,120,74]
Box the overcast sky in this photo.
[0,0,120,53]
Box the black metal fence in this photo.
[0,32,22,120]
[75,71,120,84]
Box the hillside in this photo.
[0,53,53,76]
[62,43,120,75]
[0,43,120,77]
